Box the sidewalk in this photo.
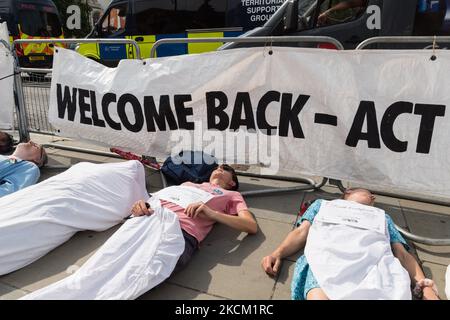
[0,133,449,300]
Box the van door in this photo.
[130,0,174,59]
[290,0,380,49]
[130,0,228,58]
[97,1,129,65]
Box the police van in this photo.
[223,0,450,50]
[77,0,286,66]
[0,0,64,68]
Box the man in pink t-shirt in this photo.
[131,164,258,273]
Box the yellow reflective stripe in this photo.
[15,22,64,56]
[187,32,224,54]
[9,36,13,46]
[129,35,156,59]
[19,31,64,55]
[76,43,100,61]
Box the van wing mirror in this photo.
[283,0,299,32]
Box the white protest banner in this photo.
[49,47,450,197]
[0,22,14,130]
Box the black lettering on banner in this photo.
[380,101,413,153]
[56,84,77,121]
[346,101,381,148]
[102,93,121,130]
[279,94,309,138]
[257,91,279,135]
[230,92,256,131]
[206,91,229,130]
[174,95,194,130]
[143,95,178,132]
[315,114,338,126]
[90,90,106,127]
[414,104,446,154]
[78,89,92,125]
[117,94,144,133]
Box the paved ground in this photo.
[0,133,449,300]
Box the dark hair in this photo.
[220,164,239,191]
[34,146,48,168]
[0,132,14,154]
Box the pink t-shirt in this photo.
[158,182,248,243]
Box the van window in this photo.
[18,4,62,37]
[134,0,225,35]
[186,0,226,29]
[134,1,177,34]
[316,0,368,27]
[414,0,447,35]
[101,3,128,36]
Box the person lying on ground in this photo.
[130,163,257,274]
[20,163,257,300]
[0,160,147,276]
[0,140,47,197]
[261,188,440,300]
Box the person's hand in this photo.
[422,287,440,300]
[185,202,215,219]
[261,254,282,277]
[131,200,154,217]
[317,10,330,25]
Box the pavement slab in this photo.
[0,226,120,294]
[164,218,292,300]
[140,282,224,300]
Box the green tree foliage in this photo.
[53,0,93,38]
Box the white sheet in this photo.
[305,200,411,300]
[0,160,148,276]
[152,185,213,209]
[21,198,184,300]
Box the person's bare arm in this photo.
[261,221,311,277]
[318,0,366,23]
[392,243,440,300]
[327,0,366,12]
[185,202,257,234]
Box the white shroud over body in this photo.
[21,198,185,300]
[304,200,411,300]
[0,160,148,276]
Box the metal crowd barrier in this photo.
[356,36,450,50]
[150,36,343,195]
[150,35,345,58]
[12,39,141,140]
[11,36,448,245]
[12,36,343,196]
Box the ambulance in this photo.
[0,0,64,68]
